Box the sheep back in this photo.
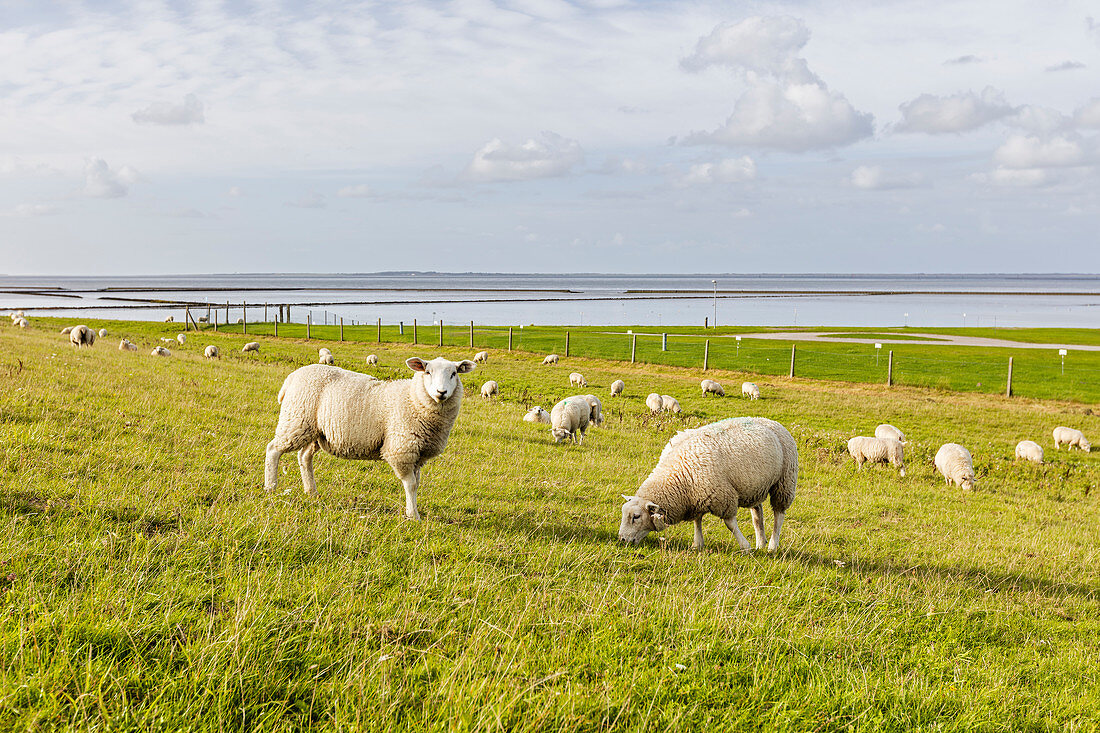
[1015,440,1043,463]
[874,424,906,442]
[935,443,975,488]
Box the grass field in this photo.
[2,319,1100,731]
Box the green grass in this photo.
[2,320,1100,731]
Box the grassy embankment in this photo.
[1,319,1099,730]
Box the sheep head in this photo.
[618,494,667,545]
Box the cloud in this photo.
[83,157,139,198]
[896,87,1016,134]
[849,165,919,190]
[993,134,1091,168]
[944,55,982,65]
[1045,60,1085,72]
[0,203,57,217]
[681,17,873,152]
[466,132,583,182]
[677,156,757,186]
[1009,105,1070,134]
[973,167,1051,187]
[131,94,205,126]
[1074,98,1100,128]
[336,184,375,198]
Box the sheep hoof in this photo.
[405,510,421,521]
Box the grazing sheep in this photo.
[582,394,604,426]
[1053,426,1091,452]
[69,325,96,348]
[701,379,725,397]
[480,380,498,398]
[151,346,171,357]
[119,339,138,352]
[176,333,186,345]
[847,436,906,476]
[569,372,587,388]
[198,316,209,323]
[14,318,28,329]
[550,396,591,444]
[646,393,663,413]
[366,354,379,365]
[11,310,24,319]
[741,382,760,400]
[204,345,220,359]
[661,395,681,414]
[610,379,625,397]
[318,348,333,365]
[164,316,174,323]
[542,354,559,365]
[875,424,906,443]
[264,356,477,520]
[474,351,488,364]
[98,328,108,338]
[524,406,551,424]
[935,443,975,490]
[60,326,73,335]
[236,318,244,324]
[242,342,260,353]
[618,416,798,552]
[1015,440,1043,464]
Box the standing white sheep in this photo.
[1053,426,1091,452]
[119,339,139,352]
[365,354,379,365]
[176,333,186,345]
[61,326,73,335]
[204,345,220,358]
[741,382,760,400]
[474,351,488,364]
[847,436,906,476]
[610,379,625,397]
[98,328,108,338]
[151,346,171,357]
[1015,440,1043,464]
[701,379,725,397]
[569,372,587,387]
[935,443,975,490]
[242,342,260,353]
[645,393,663,413]
[550,396,591,444]
[542,354,559,365]
[661,395,681,413]
[874,424,906,442]
[582,394,603,426]
[524,406,551,424]
[14,318,27,329]
[480,380,498,398]
[618,417,798,552]
[164,316,175,323]
[264,356,476,520]
[69,325,96,348]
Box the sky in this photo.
[1,0,1098,275]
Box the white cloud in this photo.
[896,87,1015,134]
[677,156,757,186]
[83,157,139,198]
[1045,61,1085,73]
[993,134,1090,168]
[337,184,374,198]
[131,94,205,126]
[466,132,583,182]
[1074,98,1100,128]
[1009,105,1070,134]
[981,167,1051,187]
[682,17,873,152]
[849,165,918,190]
[944,55,982,65]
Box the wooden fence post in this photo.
[661,333,667,352]
[340,318,344,341]
[887,350,894,386]
[565,331,570,357]
[306,314,311,339]
[377,318,382,344]
[508,326,513,351]
[413,319,418,344]
[242,303,247,335]
[213,308,218,332]
[631,334,637,363]
[264,303,268,323]
[438,320,444,347]
[399,321,404,336]
[1006,357,1014,397]
[469,320,474,348]
[185,306,191,331]
[703,339,709,371]
[789,345,796,378]
[274,316,278,337]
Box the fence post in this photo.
[274,316,278,337]
[704,339,710,371]
[265,303,268,323]
[226,300,229,325]
[413,319,418,345]
[306,313,311,339]
[631,334,637,363]
[1006,357,1013,397]
[789,345,796,378]
[185,306,191,331]
[213,308,218,332]
[377,318,382,344]
[508,326,513,351]
[242,303,247,335]
[340,318,344,342]
[887,350,894,386]
[565,331,570,357]
[661,333,667,352]
[400,321,404,336]
[439,320,443,347]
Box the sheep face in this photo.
[618,494,668,545]
[551,427,572,443]
[1082,439,1092,452]
[406,356,475,403]
[960,476,975,491]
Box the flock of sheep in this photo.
[11,314,1096,553]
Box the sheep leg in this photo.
[767,511,785,553]
[392,463,421,521]
[723,516,753,552]
[296,442,318,496]
[264,438,290,491]
[750,505,767,550]
[692,517,704,550]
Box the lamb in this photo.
[846,436,906,476]
[151,346,171,357]
[874,424,906,443]
[582,394,603,426]
[98,328,108,338]
[646,393,663,413]
[661,395,681,413]
[474,351,488,364]
[60,326,73,335]
[618,416,797,552]
[550,396,590,444]
[935,443,975,490]
[69,325,96,348]
[176,333,186,345]
[204,345,220,358]
[542,354,559,365]
[1053,426,1091,452]
[741,382,760,400]
[242,342,260,353]
[119,339,138,352]
[701,379,725,397]
[164,316,174,323]
[264,356,476,520]
[1015,440,1043,464]
[569,372,587,387]
[318,348,333,365]
[365,354,379,365]
[480,380,498,398]
[610,379,625,397]
[524,406,551,424]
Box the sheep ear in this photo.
[645,501,661,514]
[456,359,476,373]
[406,357,427,372]
[621,494,635,502]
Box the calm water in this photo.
[1,273,1097,328]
